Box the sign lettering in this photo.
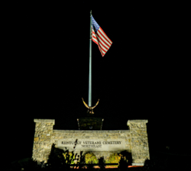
[57,139,126,151]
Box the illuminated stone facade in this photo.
[32,119,150,166]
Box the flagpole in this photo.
[88,10,92,107]
[82,12,111,113]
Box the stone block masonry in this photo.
[32,119,149,166]
[127,120,150,165]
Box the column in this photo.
[127,120,150,166]
[32,119,55,163]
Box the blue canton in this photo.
[91,16,100,33]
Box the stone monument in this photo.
[32,119,150,166]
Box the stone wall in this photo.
[52,130,131,162]
[32,119,55,162]
[127,120,150,165]
[32,119,149,166]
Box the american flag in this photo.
[91,16,112,57]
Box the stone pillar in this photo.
[127,120,150,166]
[32,119,55,163]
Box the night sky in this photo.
[3,1,190,163]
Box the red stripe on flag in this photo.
[97,34,112,51]
[92,37,98,45]
[97,31,112,48]
[97,38,110,52]
[97,44,104,56]
[92,39,98,45]
[97,34,110,49]
[99,28,112,44]
[98,43,107,54]
[97,42,105,56]
[98,39,109,52]
[92,27,98,45]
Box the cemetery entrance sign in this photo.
[32,119,150,166]
[57,139,126,151]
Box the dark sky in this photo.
[3,1,190,163]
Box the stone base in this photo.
[32,119,150,166]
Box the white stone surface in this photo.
[57,138,126,151]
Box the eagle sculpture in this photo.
[82,98,100,114]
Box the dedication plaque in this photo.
[57,139,126,151]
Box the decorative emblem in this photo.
[82,98,100,114]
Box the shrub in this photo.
[105,153,121,164]
[84,152,98,164]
